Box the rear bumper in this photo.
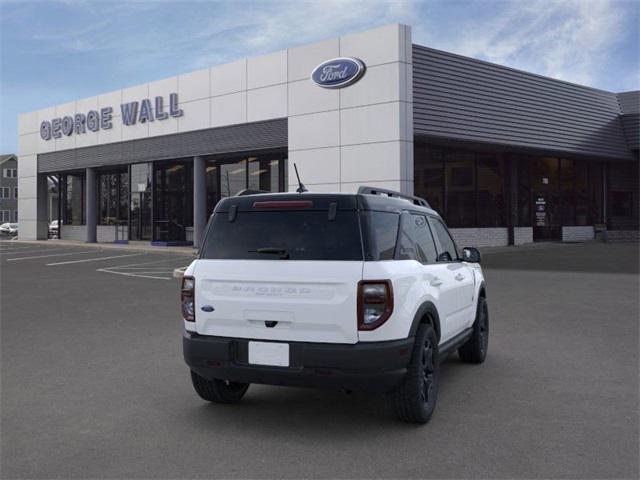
[183,332,414,393]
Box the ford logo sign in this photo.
[311,57,366,89]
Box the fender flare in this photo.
[408,301,441,341]
[478,281,486,299]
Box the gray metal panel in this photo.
[619,114,639,150]
[617,91,640,114]
[412,45,633,160]
[38,119,287,173]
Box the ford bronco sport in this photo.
[182,186,488,423]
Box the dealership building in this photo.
[17,24,639,247]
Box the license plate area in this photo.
[248,341,290,367]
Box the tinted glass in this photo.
[477,154,505,227]
[201,210,363,261]
[361,211,399,260]
[397,213,437,263]
[428,217,458,261]
[446,151,475,227]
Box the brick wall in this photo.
[449,228,509,247]
[562,226,594,242]
[514,227,533,245]
[60,225,86,241]
[605,230,640,242]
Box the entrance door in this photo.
[130,192,152,241]
[532,157,561,241]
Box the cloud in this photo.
[414,0,637,89]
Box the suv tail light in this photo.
[357,280,393,330]
[181,276,195,322]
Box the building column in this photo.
[36,173,49,239]
[85,167,97,243]
[193,156,207,249]
[506,157,518,245]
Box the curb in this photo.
[173,267,186,279]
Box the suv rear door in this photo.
[193,197,364,344]
[426,216,476,337]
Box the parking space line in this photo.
[7,250,99,262]
[46,253,142,266]
[1,248,72,256]
[97,257,187,280]
[96,269,172,280]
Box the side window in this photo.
[362,211,400,260]
[397,213,438,264]
[428,217,459,262]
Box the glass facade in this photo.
[54,150,286,243]
[98,169,128,225]
[61,173,85,225]
[414,141,634,241]
[414,144,506,228]
[205,152,286,216]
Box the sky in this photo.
[1,0,638,153]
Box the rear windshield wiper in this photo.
[250,247,290,259]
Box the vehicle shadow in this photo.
[179,356,466,434]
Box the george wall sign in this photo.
[311,57,366,89]
[40,93,184,140]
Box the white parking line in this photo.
[6,250,99,262]
[0,248,70,256]
[46,253,142,266]
[97,257,187,280]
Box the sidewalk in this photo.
[6,238,196,256]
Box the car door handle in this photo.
[430,277,443,287]
[454,273,465,281]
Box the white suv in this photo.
[182,187,488,423]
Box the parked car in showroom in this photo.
[0,223,18,236]
[182,186,488,424]
[49,220,60,238]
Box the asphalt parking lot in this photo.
[1,240,638,479]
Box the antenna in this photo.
[293,163,308,193]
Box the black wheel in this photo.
[458,296,489,364]
[389,323,439,424]
[190,370,249,404]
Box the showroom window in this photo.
[205,151,287,216]
[98,170,128,225]
[61,173,85,225]
[414,143,506,228]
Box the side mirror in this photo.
[193,249,199,257]
[462,247,481,264]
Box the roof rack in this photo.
[234,189,269,196]
[357,186,431,208]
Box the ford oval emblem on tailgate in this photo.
[201,305,215,312]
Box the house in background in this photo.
[0,154,18,223]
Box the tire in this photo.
[458,296,489,364]
[389,323,439,424]
[190,370,250,404]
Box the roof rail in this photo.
[234,189,269,196]
[357,186,431,208]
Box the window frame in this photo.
[427,215,461,263]
[394,211,439,265]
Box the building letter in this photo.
[121,102,138,125]
[74,113,86,134]
[169,93,183,117]
[87,110,100,132]
[51,118,62,138]
[155,96,168,120]
[100,107,113,129]
[62,116,74,136]
[138,99,153,123]
[40,121,52,140]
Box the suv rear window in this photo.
[201,210,363,261]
